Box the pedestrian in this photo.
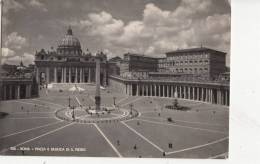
[117,140,120,146]
[133,144,137,150]
[163,152,166,156]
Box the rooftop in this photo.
[124,53,162,59]
[166,47,226,55]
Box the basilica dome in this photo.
[57,27,82,55]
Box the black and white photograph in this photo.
[0,0,231,159]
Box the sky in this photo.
[1,0,231,66]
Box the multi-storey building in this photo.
[119,53,159,79]
[164,47,226,80]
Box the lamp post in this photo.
[129,103,133,115]
[68,96,71,108]
[72,106,75,121]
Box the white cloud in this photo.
[2,52,35,66]
[22,52,35,65]
[1,48,16,58]
[87,11,124,37]
[70,2,230,64]
[29,0,48,12]
[4,32,28,50]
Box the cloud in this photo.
[76,1,230,59]
[1,48,16,58]
[4,32,28,50]
[29,0,48,12]
[86,11,124,37]
[3,0,25,14]
[1,52,35,66]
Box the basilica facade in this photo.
[34,27,108,86]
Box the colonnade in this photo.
[125,83,229,106]
[1,84,32,100]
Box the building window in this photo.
[204,60,209,63]
[189,60,193,63]
[204,68,208,70]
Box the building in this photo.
[108,47,229,106]
[34,27,108,86]
[119,53,159,79]
[164,47,226,80]
[108,56,122,76]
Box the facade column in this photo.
[150,84,153,96]
[201,88,204,101]
[80,68,83,83]
[184,86,186,99]
[69,67,71,83]
[163,85,165,97]
[210,89,213,103]
[178,86,181,98]
[197,87,200,101]
[188,87,191,99]
[54,67,57,83]
[146,85,149,96]
[137,84,139,96]
[175,86,177,98]
[16,85,20,99]
[218,90,220,104]
[82,68,85,83]
[61,67,64,83]
[219,90,221,104]
[192,87,195,100]
[155,85,157,96]
[64,67,67,83]
[88,68,91,83]
[171,85,173,97]
[225,90,228,106]
[220,90,223,105]
[159,85,161,97]
[75,67,78,83]
[142,85,145,96]
[166,85,170,97]
[208,89,211,103]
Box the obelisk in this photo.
[95,55,101,111]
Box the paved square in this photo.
[0,86,229,158]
